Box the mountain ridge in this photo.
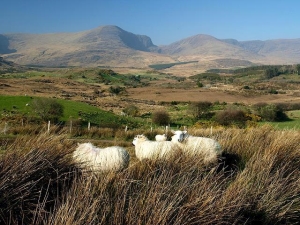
[1,25,300,70]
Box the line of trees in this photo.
[234,64,300,75]
[187,101,298,128]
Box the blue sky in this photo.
[1,0,300,45]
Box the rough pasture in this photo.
[0,126,300,224]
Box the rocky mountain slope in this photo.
[0,56,26,73]
[1,25,300,69]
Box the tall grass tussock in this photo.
[0,125,300,224]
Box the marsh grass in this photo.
[0,125,300,224]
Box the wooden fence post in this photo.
[70,120,72,134]
[48,121,51,133]
[3,122,8,135]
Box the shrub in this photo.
[152,110,170,126]
[252,103,288,122]
[264,67,280,79]
[268,89,278,94]
[123,105,139,117]
[98,69,116,76]
[190,73,221,81]
[109,86,124,95]
[214,108,248,128]
[296,64,300,75]
[31,98,64,123]
[197,80,204,87]
[189,101,213,120]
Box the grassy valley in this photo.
[2,64,300,129]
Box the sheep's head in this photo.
[132,134,148,146]
[171,130,188,143]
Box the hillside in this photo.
[0,26,174,68]
[1,25,300,71]
[223,38,300,64]
[0,56,25,73]
[0,57,15,67]
[159,34,264,61]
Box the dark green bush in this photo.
[214,108,248,128]
[31,98,64,123]
[109,86,124,95]
[252,103,288,122]
[189,101,213,120]
[152,110,170,126]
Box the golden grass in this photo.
[0,125,300,224]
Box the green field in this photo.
[0,95,139,127]
[264,110,300,129]
[0,95,33,114]
[2,95,300,130]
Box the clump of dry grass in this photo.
[1,126,300,224]
[217,125,300,224]
[0,133,80,224]
[47,158,234,225]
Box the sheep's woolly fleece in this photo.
[155,134,167,141]
[73,142,130,172]
[171,130,222,163]
[132,134,177,160]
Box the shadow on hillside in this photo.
[0,35,16,54]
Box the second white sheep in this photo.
[132,134,177,160]
[155,133,167,141]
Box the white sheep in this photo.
[73,142,130,172]
[171,130,222,163]
[155,133,167,141]
[132,134,177,160]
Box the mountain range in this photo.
[1,25,300,70]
